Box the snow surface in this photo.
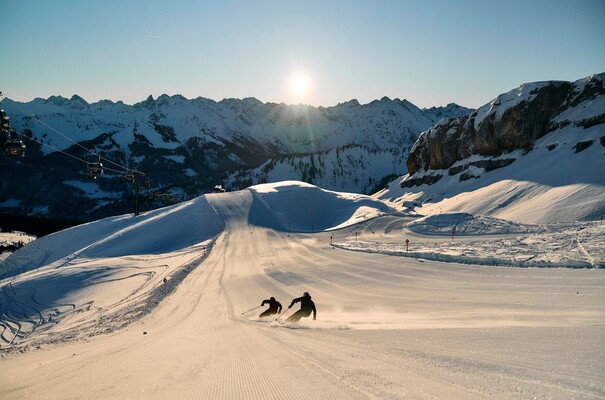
[377,120,605,224]
[407,213,542,235]
[336,215,604,269]
[63,180,119,199]
[1,181,603,399]
[0,232,36,263]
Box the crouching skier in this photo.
[259,297,282,318]
[286,292,316,323]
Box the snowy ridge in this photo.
[4,95,469,154]
[473,80,555,131]
[389,73,605,224]
[249,181,393,231]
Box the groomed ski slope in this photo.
[1,181,604,399]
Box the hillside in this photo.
[375,73,605,223]
[1,181,603,399]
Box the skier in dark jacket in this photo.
[259,297,282,318]
[286,292,316,322]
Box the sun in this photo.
[288,72,311,97]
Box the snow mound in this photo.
[249,181,393,232]
[1,196,223,280]
[408,213,542,236]
[0,195,223,349]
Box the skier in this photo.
[286,292,316,323]
[259,297,282,318]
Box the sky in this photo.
[0,0,603,109]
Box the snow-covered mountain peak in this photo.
[0,92,473,222]
[134,94,156,108]
[336,99,360,107]
[92,99,116,107]
[422,103,474,123]
[45,95,70,106]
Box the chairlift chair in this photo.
[121,173,135,183]
[0,110,9,132]
[4,128,26,157]
[87,162,104,175]
[5,139,26,157]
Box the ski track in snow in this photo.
[0,185,604,399]
[335,217,605,269]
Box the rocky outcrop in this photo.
[448,158,516,175]
[400,174,443,188]
[406,74,605,177]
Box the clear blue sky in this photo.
[1,0,603,108]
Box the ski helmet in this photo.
[270,297,275,301]
[303,291,310,297]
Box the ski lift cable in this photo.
[22,135,131,175]
[5,98,149,179]
[9,101,135,173]
[31,116,131,173]
[22,134,92,165]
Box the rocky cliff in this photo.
[404,73,605,187]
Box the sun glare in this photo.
[288,72,311,97]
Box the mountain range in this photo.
[0,95,470,223]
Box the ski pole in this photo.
[241,305,262,315]
[275,308,289,322]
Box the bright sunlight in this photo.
[287,72,311,98]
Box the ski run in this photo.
[1,181,604,399]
